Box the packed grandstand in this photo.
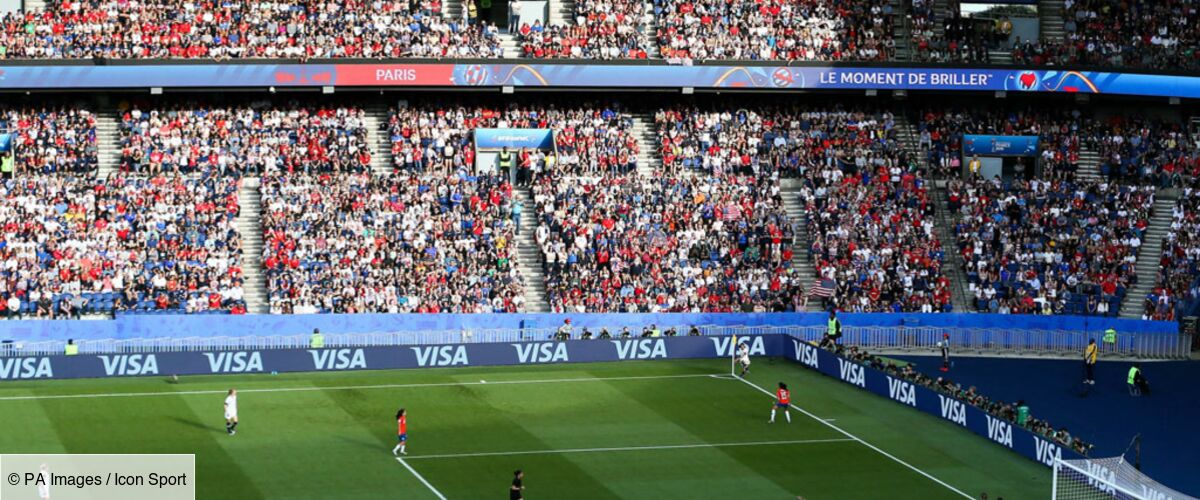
[0,0,1197,498]
[1,97,1197,322]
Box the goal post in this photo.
[1052,456,1196,500]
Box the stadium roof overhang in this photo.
[0,60,1198,99]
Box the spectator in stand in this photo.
[261,172,525,314]
[655,0,894,62]
[0,107,97,175]
[949,176,1154,316]
[0,0,502,60]
[120,104,370,175]
[0,173,246,318]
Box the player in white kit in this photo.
[224,389,239,435]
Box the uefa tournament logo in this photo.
[1015,71,1039,91]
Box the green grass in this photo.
[0,359,1049,499]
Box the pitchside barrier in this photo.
[780,336,1086,469]
[2,324,1190,359]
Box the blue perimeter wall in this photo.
[894,354,1200,496]
[0,312,1178,343]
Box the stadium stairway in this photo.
[932,185,974,312]
[1119,192,1177,318]
[548,0,576,27]
[891,0,911,61]
[1038,0,1067,43]
[514,188,550,312]
[632,113,661,177]
[364,108,393,176]
[498,33,522,58]
[987,50,1012,64]
[781,178,823,312]
[96,112,120,177]
[445,0,462,19]
[1077,145,1104,182]
[238,178,268,314]
[931,0,947,38]
[641,1,660,58]
[894,113,924,168]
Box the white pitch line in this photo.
[735,377,973,499]
[404,438,855,460]
[0,373,719,402]
[397,457,448,500]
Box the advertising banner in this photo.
[963,134,1040,156]
[474,128,554,149]
[0,64,1196,98]
[0,335,784,381]
[781,337,1083,467]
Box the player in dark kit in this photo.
[510,470,524,500]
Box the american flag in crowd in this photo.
[808,278,836,298]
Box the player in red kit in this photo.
[770,382,791,423]
[392,408,407,455]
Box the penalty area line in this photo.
[733,376,973,499]
[403,438,855,460]
[396,457,448,500]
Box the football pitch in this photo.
[0,359,1049,499]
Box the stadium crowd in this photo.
[386,102,639,176]
[1093,116,1198,187]
[654,0,894,62]
[0,174,246,318]
[915,107,1092,180]
[119,104,371,175]
[1141,180,1200,321]
[801,164,951,313]
[1,107,98,175]
[839,343,1093,455]
[0,0,502,59]
[530,174,803,313]
[260,172,525,314]
[947,177,1155,316]
[908,0,997,64]
[515,0,649,59]
[1010,0,1200,71]
[655,106,909,177]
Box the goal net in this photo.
[1053,456,1196,500]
